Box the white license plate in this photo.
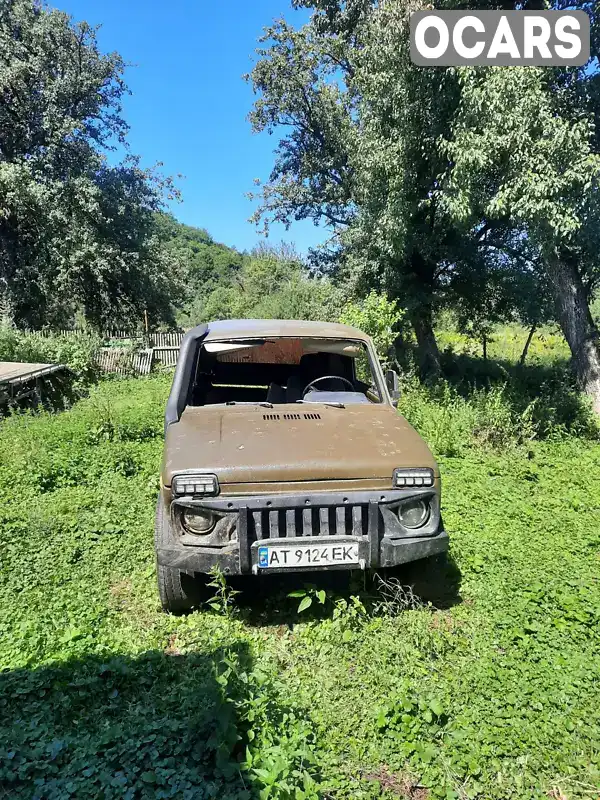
[257,541,360,569]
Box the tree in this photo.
[157,214,246,328]
[247,0,528,378]
[339,290,405,366]
[0,0,179,330]
[201,242,343,323]
[250,0,600,410]
[440,41,600,409]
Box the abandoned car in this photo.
[156,319,447,612]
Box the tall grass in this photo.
[398,376,599,457]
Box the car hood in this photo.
[162,403,437,487]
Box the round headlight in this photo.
[398,499,429,529]
[182,509,216,535]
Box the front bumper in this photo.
[156,488,448,575]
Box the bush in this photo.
[397,375,598,457]
[0,327,101,392]
[340,290,405,366]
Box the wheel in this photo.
[154,494,203,614]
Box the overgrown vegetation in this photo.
[0,327,101,390]
[1,1,600,795]
[1,330,599,798]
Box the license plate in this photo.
[257,542,360,569]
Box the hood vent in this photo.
[262,413,322,422]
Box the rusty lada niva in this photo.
[155,319,447,612]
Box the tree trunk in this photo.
[519,324,537,367]
[410,311,441,381]
[546,254,600,415]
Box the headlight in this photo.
[182,508,216,535]
[393,468,434,488]
[398,498,430,529]
[172,473,219,497]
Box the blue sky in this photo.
[55,0,325,255]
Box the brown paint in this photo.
[161,320,439,498]
[162,402,437,488]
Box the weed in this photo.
[288,583,330,614]
[371,573,425,616]
[206,566,241,619]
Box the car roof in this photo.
[203,319,370,342]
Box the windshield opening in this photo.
[190,337,383,407]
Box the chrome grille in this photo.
[250,503,369,540]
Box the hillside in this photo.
[154,214,247,328]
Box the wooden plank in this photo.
[0,362,66,386]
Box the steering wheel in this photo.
[302,375,355,397]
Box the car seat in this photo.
[266,383,286,404]
[285,374,305,403]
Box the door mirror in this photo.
[385,369,400,403]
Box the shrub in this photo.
[340,290,405,366]
[0,327,101,391]
[396,377,583,456]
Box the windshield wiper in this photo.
[295,400,345,409]
[225,401,274,408]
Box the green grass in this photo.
[437,323,571,366]
[1,362,600,799]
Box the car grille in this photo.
[250,503,370,540]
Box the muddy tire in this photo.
[154,494,202,614]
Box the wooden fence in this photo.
[25,329,186,348]
[96,348,154,376]
[18,329,185,376]
[95,346,180,376]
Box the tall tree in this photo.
[248,0,531,377]
[0,0,179,329]
[439,18,600,409]
[250,0,600,408]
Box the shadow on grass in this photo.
[223,550,462,628]
[0,644,263,799]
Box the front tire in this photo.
[154,495,202,614]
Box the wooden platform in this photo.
[0,362,67,386]
[0,362,68,407]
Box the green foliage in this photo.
[0,1,180,330]
[0,326,101,389]
[249,0,600,400]
[156,213,246,329]
[287,585,329,614]
[206,566,241,619]
[1,333,600,798]
[340,290,404,366]
[398,333,600,458]
[200,243,342,324]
